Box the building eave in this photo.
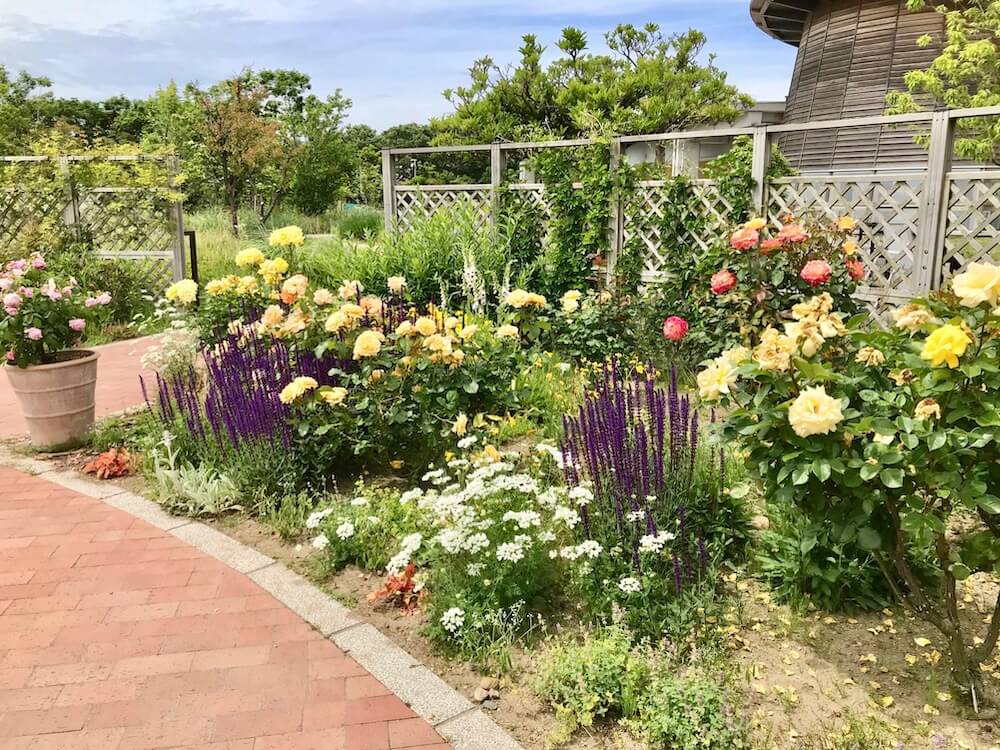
[750,0,814,47]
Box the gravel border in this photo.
[0,448,525,750]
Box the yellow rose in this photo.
[696,360,737,401]
[525,292,547,307]
[324,311,347,333]
[353,329,383,359]
[387,275,407,294]
[914,398,941,421]
[788,386,845,438]
[597,291,612,303]
[452,413,468,436]
[424,333,453,355]
[720,346,750,366]
[313,288,335,306]
[836,216,858,231]
[235,247,265,268]
[951,262,1000,308]
[268,225,305,248]
[496,324,519,339]
[893,304,934,331]
[745,217,767,231]
[921,324,971,369]
[320,386,348,406]
[560,290,582,312]
[204,278,232,296]
[278,376,318,405]
[414,316,437,336]
[236,276,258,295]
[753,327,796,372]
[506,289,530,308]
[459,324,479,341]
[259,257,289,284]
[843,240,859,257]
[855,347,885,366]
[165,279,198,305]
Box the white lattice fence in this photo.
[623,180,735,283]
[768,175,927,316]
[941,172,1000,286]
[393,186,492,232]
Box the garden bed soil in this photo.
[21,442,1000,750]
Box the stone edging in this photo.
[0,450,524,750]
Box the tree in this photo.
[0,67,53,153]
[886,0,1000,163]
[434,23,752,143]
[197,73,280,236]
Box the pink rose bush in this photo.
[0,254,111,367]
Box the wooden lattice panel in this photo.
[623,180,735,283]
[941,172,1000,284]
[394,186,492,232]
[768,175,927,301]
[0,186,70,247]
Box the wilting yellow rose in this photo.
[259,258,289,284]
[166,279,198,305]
[745,217,767,231]
[496,324,519,338]
[696,360,737,401]
[836,216,858,231]
[784,320,826,358]
[236,276,258,295]
[353,330,383,359]
[843,240,859,257]
[791,293,834,320]
[753,327,796,372]
[424,333,453,355]
[269,225,305,248]
[452,413,468,436]
[921,324,971,369]
[313,288,335,306]
[278,376,318,404]
[951,262,1000,308]
[526,292,547,307]
[720,346,750,366]
[855,347,885,366]
[235,247,266,268]
[788,386,845,438]
[320,386,348,406]
[414,316,437,336]
[893,303,934,331]
[387,275,407,294]
[914,398,941,421]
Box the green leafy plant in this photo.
[336,205,383,240]
[149,431,242,517]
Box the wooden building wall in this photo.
[776,0,944,172]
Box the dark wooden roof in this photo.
[750,0,816,46]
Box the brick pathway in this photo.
[0,467,452,750]
[1,336,160,440]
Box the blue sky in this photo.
[0,0,797,130]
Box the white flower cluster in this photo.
[618,576,641,594]
[387,532,423,575]
[335,521,356,540]
[441,606,465,634]
[638,531,676,554]
[306,506,336,529]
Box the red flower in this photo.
[662,316,688,341]
[760,238,783,255]
[711,269,737,295]
[730,226,759,250]
[800,260,832,287]
[778,223,809,243]
[846,258,865,281]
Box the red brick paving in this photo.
[0,335,160,440]
[0,467,453,750]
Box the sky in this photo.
[0,0,798,131]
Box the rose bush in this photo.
[0,253,112,367]
[703,263,1000,707]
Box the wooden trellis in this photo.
[381,107,1000,310]
[0,155,185,288]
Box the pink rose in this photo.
[710,269,738,295]
[662,316,689,342]
[730,226,759,251]
[2,292,21,308]
[97,292,112,305]
[4,307,18,316]
[26,327,42,341]
[778,223,809,243]
[85,297,98,308]
[5,351,12,361]
[10,259,26,271]
[69,319,86,332]
[19,287,33,299]
[0,278,10,291]
[31,255,45,269]
[800,260,833,287]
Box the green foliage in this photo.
[149,432,242,517]
[435,24,751,143]
[534,625,650,743]
[888,1,1000,162]
[336,205,383,240]
[702,135,795,223]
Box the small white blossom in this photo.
[466,563,485,577]
[576,540,602,559]
[462,533,490,554]
[496,542,525,563]
[335,521,355,540]
[502,510,541,529]
[305,507,335,529]
[618,576,641,594]
[441,607,465,634]
[399,488,423,504]
[553,506,580,527]
[350,496,369,507]
[568,485,594,506]
[457,436,478,449]
[311,534,329,550]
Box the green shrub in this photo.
[336,206,382,240]
[534,625,650,744]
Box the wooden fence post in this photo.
[381,149,395,233]
[750,126,771,215]
[917,111,955,294]
[57,156,81,242]
[490,143,504,231]
[168,156,186,282]
[607,137,623,286]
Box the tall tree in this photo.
[435,23,752,143]
[886,0,1000,163]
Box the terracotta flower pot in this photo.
[5,350,99,450]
